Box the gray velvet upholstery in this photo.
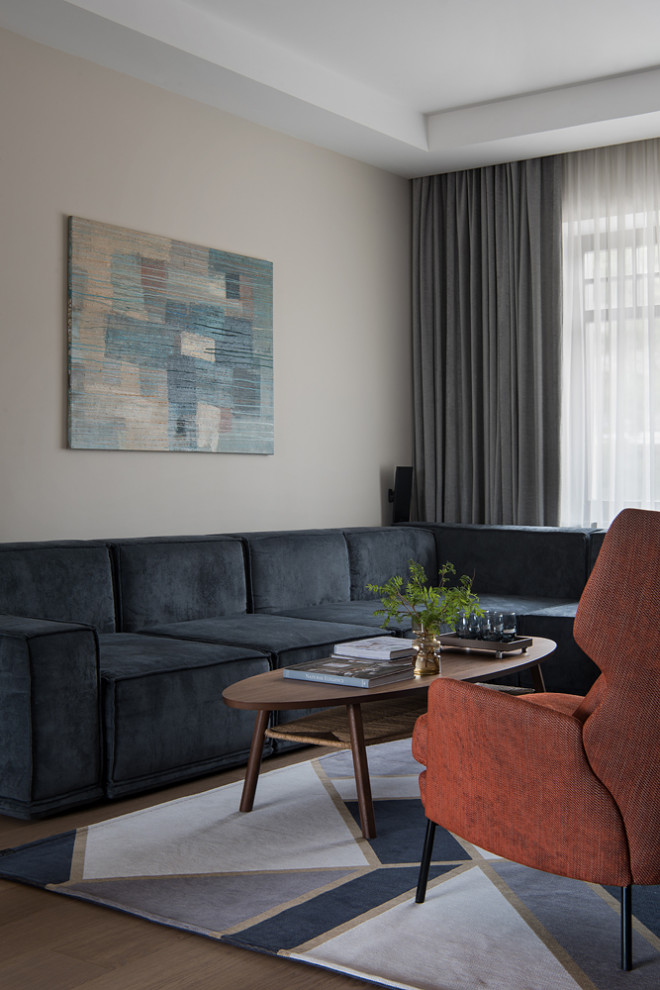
[588,530,607,574]
[245,530,350,613]
[0,615,103,819]
[113,538,248,630]
[344,527,438,599]
[0,522,608,818]
[518,604,599,696]
[99,633,269,798]
[273,601,393,629]
[404,523,590,599]
[244,528,438,634]
[140,615,380,741]
[401,521,601,695]
[0,543,116,632]
[471,594,576,615]
[140,615,378,668]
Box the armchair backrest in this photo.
[573,508,660,884]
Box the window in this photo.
[560,140,660,528]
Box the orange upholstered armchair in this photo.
[412,508,660,971]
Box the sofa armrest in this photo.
[0,614,104,818]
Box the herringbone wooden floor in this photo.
[0,748,369,989]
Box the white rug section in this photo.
[295,865,584,990]
[322,738,420,777]
[81,762,369,879]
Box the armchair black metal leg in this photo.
[416,818,436,903]
[621,884,633,971]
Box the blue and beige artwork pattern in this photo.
[67,217,273,453]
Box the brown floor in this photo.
[0,748,370,989]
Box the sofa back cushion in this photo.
[246,530,350,614]
[345,527,438,601]
[113,538,248,631]
[418,523,590,599]
[0,542,116,632]
[588,529,607,574]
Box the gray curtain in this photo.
[412,157,562,525]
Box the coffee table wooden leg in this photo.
[346,702,376,839]
[531,663,546,692]
[240,709,270,813]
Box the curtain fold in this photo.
[412,157,562,525]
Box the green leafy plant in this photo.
[367,559,482,636]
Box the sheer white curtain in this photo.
[561,139,660,528]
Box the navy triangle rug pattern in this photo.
[1,739,659,989]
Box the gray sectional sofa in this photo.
[400,522,605,696]
[0,522,604,819]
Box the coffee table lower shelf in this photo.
[265,697,429,750]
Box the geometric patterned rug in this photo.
[0,739,658,990]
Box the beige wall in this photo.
[0,29,412,542]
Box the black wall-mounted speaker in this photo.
[388,466,413,523]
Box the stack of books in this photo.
[283,636,416,688]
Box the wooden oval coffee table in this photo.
[222,636,556,839]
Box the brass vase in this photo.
[412,628,441,676]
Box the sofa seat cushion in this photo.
[98,633,270,798]
[475,594,576,615]
[273,600,403,631]
[138,615,378,667]
[138,616,380,747]
[520,602,579,619]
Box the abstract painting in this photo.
[67,217,273,453]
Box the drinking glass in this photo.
[482,610,503,641]
[501,612,518,642]
[467,611,483,639]
[455,611,470,638]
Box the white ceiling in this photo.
[3,0,660,177]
